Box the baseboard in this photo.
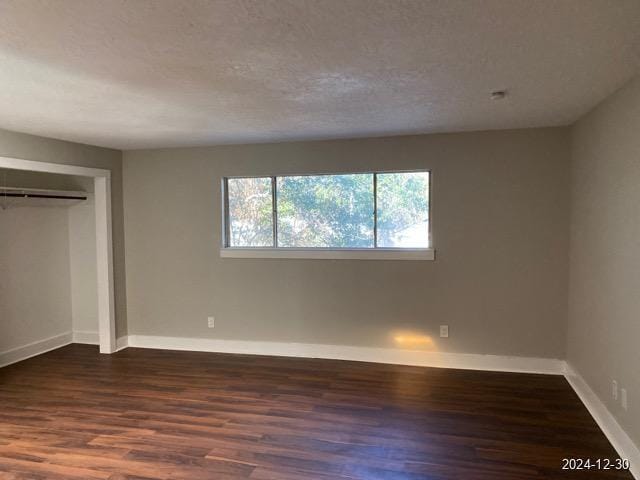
[72,330,99,345]
[71,332,129,351]
[0,332,73,368]
[565,364,639,479]
[123,334,565,374]
[72,332,129,351]
[115,336,129,351]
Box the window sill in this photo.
[220,248,435,261]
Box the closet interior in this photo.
[0,168,99,354]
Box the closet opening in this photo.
[0,156,116,355]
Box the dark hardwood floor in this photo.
[0,344,632,479]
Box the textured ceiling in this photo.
[0,0,639,150]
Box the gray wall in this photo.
[0,128,127,337]
[0,206,71,352]
[568,76,640,446]
[123,127,570,358]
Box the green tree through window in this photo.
[277,174,374,248]
[377,172,429,248]
[227,177,273,247]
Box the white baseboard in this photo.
[124,334,565,374]
[0,332,73,368]
[72,330,99,345]
[115,336,129,351]
[565,364,639,479]
[72,331,130,352]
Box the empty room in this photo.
[0,0,639,479]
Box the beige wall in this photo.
[0,128,127,337]
[568,76,640,445]
[0,206,72,351]
[123,127,570,358]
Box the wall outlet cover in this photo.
[439,325,449,338]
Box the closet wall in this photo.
[0,205,72,353]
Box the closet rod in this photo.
[0,192,87,200]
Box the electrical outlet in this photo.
[439,325,449,338]
[612,380,618,400]
[207,316,215,328]
[621,388,628,411]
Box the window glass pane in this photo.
[376,172,429,248]
[277,174,374,248]
[227,177,273,247]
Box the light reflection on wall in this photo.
[391,330,437,351]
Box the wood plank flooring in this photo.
[0,344,632,479]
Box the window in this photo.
[227,177,273,247]
[277,174,374,248]
[222,170,432,260]
[376,172,430,248]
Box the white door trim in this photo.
[0,155,117,353]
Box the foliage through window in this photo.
[224,171,430,249]
[227,177,273,247]
[376,172,430,248]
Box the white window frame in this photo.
[220,169,434,261]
